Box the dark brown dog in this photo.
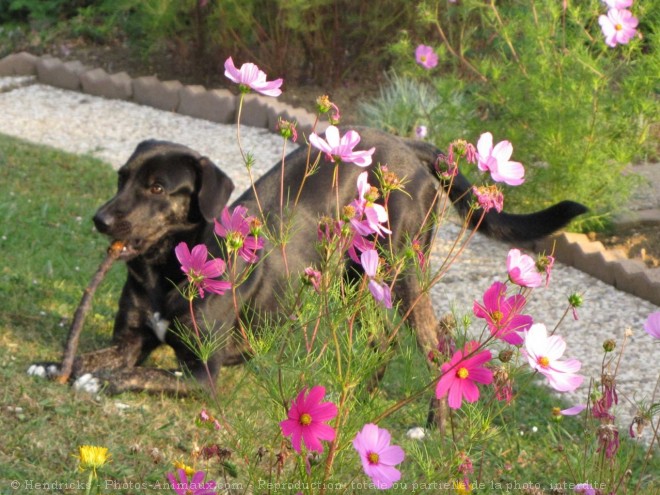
[30,127,586,394]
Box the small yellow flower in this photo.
[75,445,110,475]
[454,480,472,494]
[173,459,196,477]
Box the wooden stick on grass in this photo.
[56,240,125,384]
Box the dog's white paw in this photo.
[405,426,427,440]
[27,363,60,378]
[73,373,102,395]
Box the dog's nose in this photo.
[93,210,114,234]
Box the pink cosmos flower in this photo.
[603,0,633,7]
[415,44,438,69]
[350,172,391,238]
[347,231,377,265]
[599,8,638,47]
[352,423,405,489]
[522,323,584,392]
[473,281,532,345]
[361,249,393,309]
[198,409,221,430]
[279,386,338,453]
[643,311,660,339]
[214,205,264,263]
[436,341,493,409]
[303,267,322,293]
[174,242,231,298]
[166,469,217,495]
[309,126,376,167]
[410,238,426,269]
[506,248,543,288]
[537,253,555,287]
[573,483,597,495]
[493,368,513,404]
[223,57,283,97]
[560,404,587,416]
[472,185,504,213]
[476,132,525,186]
[597,424,620,459]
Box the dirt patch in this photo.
[43,40,375,125]
[589,224,660,268]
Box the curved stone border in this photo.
[1,51,658,306]
[532,226,660,306]
[0,51,328,137]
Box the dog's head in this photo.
[93,140,234,260]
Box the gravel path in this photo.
[1,77,658,442]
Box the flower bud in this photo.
[316,95,332,114]
[276,117,298,142]
[603,339,616,353]
[498,349,514,363]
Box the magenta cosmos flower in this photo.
[166,469,217,495]
[213,205,264,263]
[224,56,283,97]
[415,44,438,69]
[476,132,525,186]
[279,386,338,453]
[506,248,543,288]
[643,311,660,339]
[473,281,532,345]
[599,8,638,47]
[436,341,493,409]
[353,423,405,489]
[309,126,376,167]
[522,323,584,392]
[174,242,231,298]
[361,249,392,309]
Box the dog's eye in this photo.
[149,183,164,195]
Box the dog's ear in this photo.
[197,157,235,222]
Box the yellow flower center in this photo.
[491,310,504,324]
[226,231,245,251]
[300,413,312,426]
[421,55,427,62]
[538,356,550,368]
[368,452,380,465]
[457,367,469,379]
[615,23,623,31]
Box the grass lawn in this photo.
[0,133,656,493]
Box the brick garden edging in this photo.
[0,51,328,137]
[1,51,658,307]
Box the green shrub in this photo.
[363,0,659,231]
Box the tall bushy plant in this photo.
[367,0,659,230]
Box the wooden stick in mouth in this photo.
[56,240,125,384]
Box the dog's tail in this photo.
[406,139,588,243]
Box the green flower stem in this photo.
[85,471,94,495]
[188,295,218,401]
[235,93,265,219]
[279,137,291,277]
[294,113,322,207]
